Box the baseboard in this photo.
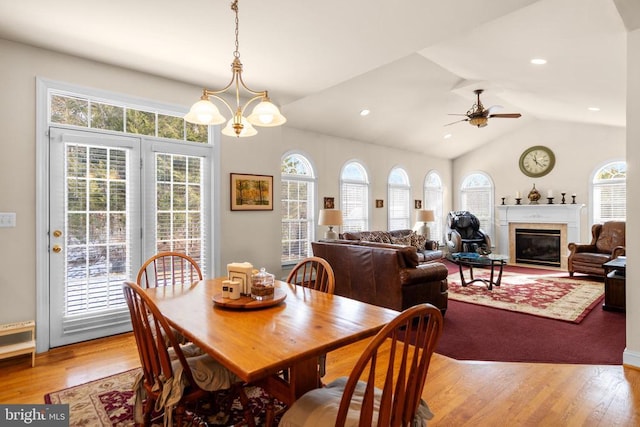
[623,347,640,369]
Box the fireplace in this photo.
[497,204,584,270]
[515,228,561,267]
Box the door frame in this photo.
[35,78,221,352]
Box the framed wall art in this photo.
[375,199,384,208]
[414,200,422,209]
[323,197,335,209]
[230,173,273,211]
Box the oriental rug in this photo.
[44,369,281,426]
[447,270,604,323]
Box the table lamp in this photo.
[318,209,343,239]
[416,210,435,239]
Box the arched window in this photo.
[460,172,494,239]
[281,153,315,264]
[388,167,411,230]
[424,171,444,245]
[592,161,626,224]
[340,161,369,232]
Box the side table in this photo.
[602,256,626,312]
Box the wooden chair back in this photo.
[336,303,443,426]
[137,252,203,288]
[122,281,206,425]
[286,256,335,294]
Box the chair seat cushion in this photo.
[279,377,433,426]
[571,252,611,265]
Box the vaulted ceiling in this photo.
[0,0,634,159]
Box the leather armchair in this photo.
[445,210,491,254]
[568,221,625,277]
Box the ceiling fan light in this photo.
[247,100,287,127]
[222,116,258,137]
[185,99,226,125]
[469,116,488,127]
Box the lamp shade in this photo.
[184,98,226,125]
[221,117,258,137]
[247,100,287,127]
[416,210,435,222]
[318,209,343,226]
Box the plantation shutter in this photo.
[342,182,368,232]
[594,181,626,223]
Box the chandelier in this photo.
[184,0,286,137]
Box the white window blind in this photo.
[281,154,315,263]
[388,168,411,230]
[593,161,626,223]
[341,162,369,232]
[460,173,494,238]
[424,172,444,244]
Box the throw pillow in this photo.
[359,231,392,244]
[391,235,412,246]
[410,232,427,251]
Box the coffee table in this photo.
[447,252,509,290]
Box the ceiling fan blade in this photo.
[489,113,522,118]
[444,118,469,126]
[447,113,469,116]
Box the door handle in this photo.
[52,245,62,253]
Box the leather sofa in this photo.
[311,239,448,314]
[568,221,625,277]
[340,229,444,263]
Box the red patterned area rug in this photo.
[447,270,604,323]
[44,368,282,426]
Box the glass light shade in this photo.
[469,116,488,127]
[416,210,435,222]
[185,99,226,125]
[318,209,343,226]
[247,100,287,127]
[221,117,258,137]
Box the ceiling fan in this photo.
[446,89,521,128]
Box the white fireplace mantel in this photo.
[496,204,585,262]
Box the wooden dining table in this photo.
[144,278,400,406]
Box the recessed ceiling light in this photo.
[359,109,370,116]
[530,58,547,65]
[443,133,452,139]
[588,107,601,112]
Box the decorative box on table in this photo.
[227,262,254,295]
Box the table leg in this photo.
[458,262,468,286]
[259,356,320,406]
[488,262,495,290]
[495,261,505,287]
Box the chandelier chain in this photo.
[232,0,240,59]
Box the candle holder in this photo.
[561,192,566,204]
[547,197,554,204]
[571,195,576,204]
[515,198,522,205]
[501,197,506,205]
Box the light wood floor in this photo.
[1,333,639,426]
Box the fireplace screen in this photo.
[515,228,561,267]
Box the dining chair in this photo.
[278,303,444,427]
[286,256,335,377]
[122,281,255,427]
[137,251,203,288]
[286,256,335,294]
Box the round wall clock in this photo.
[518,145,555,178]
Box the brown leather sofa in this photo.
[568,221,625,277]
[311,239,448,314]
[340,229,444,263]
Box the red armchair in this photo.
[568,221,625,277]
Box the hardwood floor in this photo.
[1,333,639,426]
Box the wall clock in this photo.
[518,145,555,177]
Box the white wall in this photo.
[0,38,451,328]
[623,27,640,366]
[453,119,626,246]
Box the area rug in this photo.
[447,270,604,323]
[44,368,282,426]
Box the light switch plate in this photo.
[0,212,16,227]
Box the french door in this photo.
[49,128,141,347]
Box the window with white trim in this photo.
[388,167,411,230]
[593,161,626,224]
[281,153,315,264]
[460,172,494,239]
[424,171,444,245]
[340,162,369,232]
